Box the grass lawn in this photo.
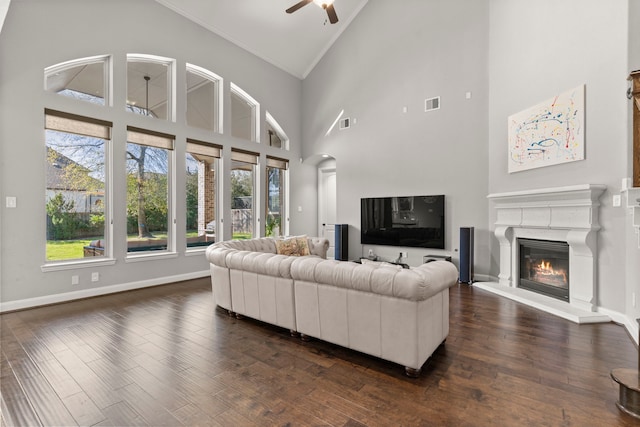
[46,238,95,261]
[48,231,251,261]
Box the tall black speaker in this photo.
[335,224,349,261]
[459,227,474,284]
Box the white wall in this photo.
[302,0,491,271]
[488,0,636,317]
[0,0,315,307]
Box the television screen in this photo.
[360,195,445,249]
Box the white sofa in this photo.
[205,237,459,376]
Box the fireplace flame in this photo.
[535,259,567,283]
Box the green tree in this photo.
[46,193,78,240]
[126,143,169,238]
[186,171,198,231]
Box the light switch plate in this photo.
[6,196,16,208]
[613,194,621,207]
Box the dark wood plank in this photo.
[1,277,638,426]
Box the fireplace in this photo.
[480,184,611,324]
[518,238,569,301]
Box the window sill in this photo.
[41,257,117,272]
[125,251,178,263]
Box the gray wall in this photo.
[302,0,491,271]
[488,0,637,316]
[626,0,640,326]
[0,0,315,305]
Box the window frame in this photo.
[265,156,289,237]
[265,111,289,150]
[44,55,112,106]
[230,83,260,143]
[42,109,115,271]
[124,126,177,259]
[126,54,176,122]
[230,149,259,239]
[186,64,223,134]
[185,139,221,251]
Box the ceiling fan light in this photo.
[313,0,334,8]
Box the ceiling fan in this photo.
[286,0,339,24]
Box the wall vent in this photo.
[425,96,440,112]
[339,117,350,129]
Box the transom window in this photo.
[45,55,110,106]
[265,111,289,150]
[186,64,223,133]
[127,54,174,121]
[231,83,260,142]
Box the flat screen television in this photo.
[361,195,445,249]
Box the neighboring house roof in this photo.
[46,147,103,192]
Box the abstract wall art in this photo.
[508,85,585,173]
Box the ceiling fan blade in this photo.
[286,0,313,14]
[325,4,339,24]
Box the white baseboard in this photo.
[598,307,640,346]
[0,270,210,313]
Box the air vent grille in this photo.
[339,117,350,129]
[425,96,440,112]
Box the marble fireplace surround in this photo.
[478,184,611,324]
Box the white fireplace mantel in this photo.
[481,184,610,323]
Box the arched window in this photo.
[186,64,223,133]
[265,111,289,150]
[126,54,175,121]
[45,55,110,106]
[230,83,260,142]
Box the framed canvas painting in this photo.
[508,85,585,173]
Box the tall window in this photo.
[266,157,288,237]
[231,150,258,239]
[45,55,110,106]
[127,54,174,121]
[186,64,222,133]
[126,127,174,254]
[265,112,289,150]
[230,83,259,142]
[186,140,220,249]
[45,110,111,261]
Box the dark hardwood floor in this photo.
[1,277,638,426]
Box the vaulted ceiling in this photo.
[0,0,368,79]
[154,0,369,79]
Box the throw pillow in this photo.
[275,237,299,256]
[295,235,311,256]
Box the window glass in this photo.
[231,150,258,239]
[265,112,289,150]
[127,56,171,120]
[45,56,109,105]
[266,157,288,237]
[186,65,221,132]
[45,110,111,261]
[230,83,259,142]
[126,127,174,253]
[186,140,220,249]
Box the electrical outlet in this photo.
[71,275,79,285]
[91,272,99,282]
[613,194,621,207]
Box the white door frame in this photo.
[318,166,336,257]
